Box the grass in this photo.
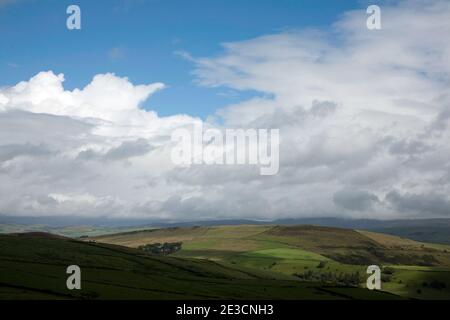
[0,232,400,300]
[91,224,450,299]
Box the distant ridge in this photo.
[1,216,450,244]
[146,218,450,244]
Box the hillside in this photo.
[92,225,450,266]
[3,217,449,244]
[0,232,397,300]
[90,224,450,299]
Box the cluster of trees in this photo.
[138,242,182,255]
[293,270,363,286]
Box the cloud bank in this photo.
[1,0,450,221]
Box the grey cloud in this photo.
[333,189,380,212]
[426,103,450,135]
[78,138,154,161]
[167,164,261,186]
[0,111,94,146]
[386,190,450,217]
[387,138,433,155]
[77,149,99,161]
[104,138,153,161]
[0,143,53,162]
[250,100,336,129]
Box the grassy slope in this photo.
[0,232,398,300]
[91,225,450,299]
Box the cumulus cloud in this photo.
[0,71,164,129]
[1,0,450,221]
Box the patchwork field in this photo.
[91,224,450,299]
[0,232,399,300]
[1,224,449,299]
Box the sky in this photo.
[1,0,450,223]
[1,0,365,117]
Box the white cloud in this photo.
[1,0,450,221]
[1,71,164,130]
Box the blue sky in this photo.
[1,0,368,118]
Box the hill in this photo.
[0,232,398,300]
[90,224,450,299]
[2,217,450,244]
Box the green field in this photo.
[92,224,450,299]
[0,232,402,300]
[1,224,449,299]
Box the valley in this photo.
[89,224,450,299]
